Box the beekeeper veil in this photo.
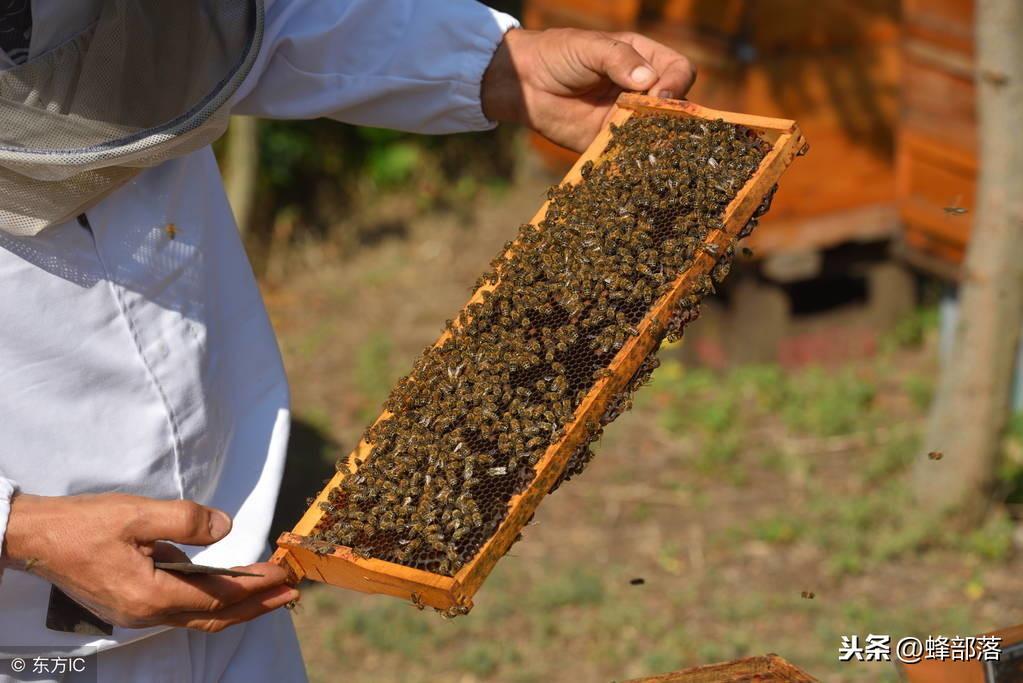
[0,0,264,236]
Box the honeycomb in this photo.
[313,114,771,576]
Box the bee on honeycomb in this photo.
[314,114,771,577]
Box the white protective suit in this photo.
[0,0,518,680]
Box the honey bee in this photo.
[165,223,177,240]
[409,592,426,611]
[310,111,771,580]
[943,195,968,216]
[928,451,943,461]
[801,591,816,600]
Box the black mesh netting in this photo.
[311,114,772,576]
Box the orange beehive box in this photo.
[897,0,977,274]
[524,0,900,257]
[271,93,806,612]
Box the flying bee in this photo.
[928,451,943,461]
[943,194,968,216]
[165,223,178,240]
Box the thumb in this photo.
[581,34,657,91]
[127,499,233,546]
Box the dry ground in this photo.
[261,175,1022,683]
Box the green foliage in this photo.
[726,364,788,410]
[366,141,422,188]
[1000,414,1023,504]
[750,514,804,544]
[530,572,605,609]
[641,628,690,676]
[962,515,1016,561]
[779,368,875,436]
[654,365,738,436]
[652,361,875,440]
[338,602,429,658]
[247,116,518,255]
[883,307,939,351]
[696,432,742,473]
[354,331,393,421]
[862,432,919,484]
[903,373,935,412]
[456,643,503,677]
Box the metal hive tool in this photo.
[272,93,807,613]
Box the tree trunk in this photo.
[223,116,261,237]
[911,0,1023,521]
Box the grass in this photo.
[277,285,1021,682]
[530,572,605,609]
[353,330,394,422]
[265,164,1018,681]
[778,368,876,437]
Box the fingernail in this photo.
[209,510,232,539]
[658,90,675,100]
[631,66,655,86]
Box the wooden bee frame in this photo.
[272,93,806,611]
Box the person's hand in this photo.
[482,28,697,152]
[2,493,298,633]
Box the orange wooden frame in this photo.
[272,93,806,612]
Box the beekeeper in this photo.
[0,1,695,681]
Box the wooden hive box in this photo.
[271,93,806,611]
[623,654,818,682]
[523,0,899,258]
[897,0,977,276]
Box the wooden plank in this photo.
[655,0,898,51]
[904,0,974,56]
[523,0,641,31]
[896,127,976,272]
[273,93,805,611]
[276,533,467,610]
[623,654,818,682]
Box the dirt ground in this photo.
[261,173,1023,683]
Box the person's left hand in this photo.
[482,28,697,152]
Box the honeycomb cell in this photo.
[312,114,771,576]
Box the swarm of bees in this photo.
[313,114,770,577]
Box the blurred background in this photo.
[218,1,1023,680]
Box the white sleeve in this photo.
[232,0,520,134]
[0,477,18,580]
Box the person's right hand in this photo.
[2,493,299,633]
